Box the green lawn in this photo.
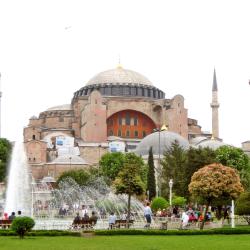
[1,235,250,250]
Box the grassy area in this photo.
[0,235,250,250]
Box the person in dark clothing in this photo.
[90,211,98,225]
[8,212,16,220]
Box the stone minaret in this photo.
[210,69,219,138]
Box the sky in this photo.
[0,0,249,147]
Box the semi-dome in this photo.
[135,130,190,156]
[46,104,72,111]
[86,67,153,86]
[195,138,227,150]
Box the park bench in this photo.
[113,219,134,229]
[0,219,12,229]
[71,219,97,230]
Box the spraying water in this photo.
[5,141,31,216]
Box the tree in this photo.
[183,147,217,197]
[99,152,125,185]
[11,217,35,239]
[172,196,187,207]
[113,153,145,224]
[147,147,156,200]
[189,163,244,229]
[151,197,169,212]
[161,141,187,198]
[0,138,12,182]
[56,169,95,187]
[215,146,250,189]
[235,192,250,225]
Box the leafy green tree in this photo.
[147,147,156,200]
[235,192,250,225]
[189,163,244,229]
[161,141,187,198]
[151,197,169,212]
[215,146,250,189]
[0,138,12,182]
[56,169,95,187]
[11,217,35,239]
[183,147,217,197]
[99,152,125,185]
[172,196,187,207]
[113,152,145,224]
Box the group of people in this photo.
[72,205,98,226]
[1,210,22,221]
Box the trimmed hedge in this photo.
[95,228,250,236]
[1,227,250,237]
[0,230,81,237]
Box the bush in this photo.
[151,197,169,212]
[95,228,250,236]
[172,196,187,206]
[11,217,35,238]
[236,192,250,215]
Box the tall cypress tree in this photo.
[147,146,156,200]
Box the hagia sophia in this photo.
[23,65,250,180]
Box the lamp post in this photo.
[69,156,72,170]
[153,127,161,197]
[169,179,173,206]
[231,200,235,228]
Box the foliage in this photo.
[95,228,250,236]
[151,197,169,212]
[147,147,156,200]
[113,153,145,221]
[99,152,125,185]
[189,163,244,229]
[236,192,250,215]
[56,169,94,187]
[215,146,250,189]
[161,141,187,197]
[183,147,217,197]
[172,196,187,206]
[0,138,12,182]
[11,217,35,238]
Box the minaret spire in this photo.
[212,68,218,91]
[210,69,219,138]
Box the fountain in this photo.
[32,177,146,230]
[4,141,31,216]
[3,141,147,230]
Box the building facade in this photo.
[24,66,203,180]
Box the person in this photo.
[121,211,127,220]
[3,212,8,220]
[181,211,189,229]
[173,206,178,217]
[144,202,152,228]
[81,205,88,217]
[108,212,116,229]
[72,212,81,229]
[8,212,16,221]
[90,211,98,225]
[73,212,81,224]
[17,211,22,217]
[82,212,90,222]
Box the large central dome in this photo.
[86,66,153,86]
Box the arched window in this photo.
[32,135,36,140]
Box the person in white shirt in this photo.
[181,211,189,229]
[81,205,88,217]
[108,212,116,229]
[144,202,153,228]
